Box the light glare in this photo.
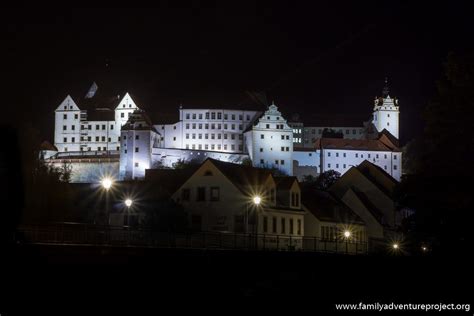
[253,196,261,205]
[125,199,133,207]
[101,177,113,190]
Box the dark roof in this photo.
[87,108,115,121]
[207,158,272,194]
[349,188,385,224]
[314,137,401,152]
[243,111,264,133]
[122,110,158,133]
[274,176,299,190]
[145,167,199,195]
[40,140,57,151]
[378,129,400,148]
[356,160,398,195]
[302,189,364,224]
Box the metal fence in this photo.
[15,223,368,255]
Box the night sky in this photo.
[4,2,474,144]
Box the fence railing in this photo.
[15,223,368,255]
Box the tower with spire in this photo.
[372,77,400,139]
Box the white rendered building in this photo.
[54,83,139,154]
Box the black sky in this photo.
[3,2,474,144]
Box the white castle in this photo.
[44,80,402,182]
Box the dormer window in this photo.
[123,104,126,108]
[129,104,132,108]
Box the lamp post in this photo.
[343,230,351,254]
[125,198,133,227]
[101,177,113,226]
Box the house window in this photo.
[281,147,284,152]
[199,114,202,119]
[124,149,127,154]
[336,152,339,157]
[88,137,92,141]
[192,113,196,119]
[289,219,294,235]
[266,124,270,129]
[260,148,263,153]
[272,217,277,233]
[263,217,268,233]
[355,153,358,158]
[111,125,114,130]
[182,188,190,201]
[197,187,206,201]
[173,137,176,141]
[186,113,190,119]
[211,112,216,120]
[210,187,220,201]
[205,112,210,119]
[336,164,339,168]
[281,218,286,234]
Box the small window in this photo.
[260,159,264,164]
[135,162,139,167]
[272,217,277,233]
[197,187,206,201]
[210,187,220,201]
[63,114,67,119]
[63,137,67,142]
[281,218,286,234]
[182,188,190,201]
[135,135,139,140]
[263,217,268,233]
[74,114,78,119]
[135,147,139,152]
[260,148,263,152]
[260,134,264,139]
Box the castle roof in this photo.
[314,136,401,152]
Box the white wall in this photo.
[372,96,399,139]
[54,95,81,152]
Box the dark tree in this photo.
[314,170,341,190]
[322,128,343,138]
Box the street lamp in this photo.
[393,243,399,250]
[101,177,114,226]
[125,198,133,227]
[343,230,351,254]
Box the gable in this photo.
[115,92,139,110]
[56,95,80,111]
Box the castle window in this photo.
[211,112,216,120]
[186,113,190,119]
[217,113,222,119]
[261,134,264,139]
[121,113,124,118]
[231,134,235,140]
[281,160,284,165]
[102,125,106,130]
[63,125,67,131]
[135,162,139,167]
[192,113,196,119]
[199,114,203,119]
[63,137,67,142]
[394,165,398,170]
[135,147,139,152]
[135,135,139,140]
[232,114,235,120]
[260,148,263,152]
[231,124,235,130]
[71,125,75,130]
[63,114,67,119]
[74,114,78,119]
[260,159,264,164]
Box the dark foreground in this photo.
[2,243,472,313]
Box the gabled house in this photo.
[171,158,305,249]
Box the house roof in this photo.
[302,189,364,224]
[348,188,385,224]
[145,167,199,195]
[40,140,58,151]
[121,110,159,133]
[355,160,398,196]
[314,137,401,152]
[206,158,272,194]
[274,176,299,191]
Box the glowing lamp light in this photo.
[344,230,351,238]
[101,177,113,190]
[125,199,133,207]
[393,243,399,250]
[253,196,262,205]
[422,246,427,252]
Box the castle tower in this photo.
[372,78,400,139]
[119,110,161,180]
[244,103,293,175]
